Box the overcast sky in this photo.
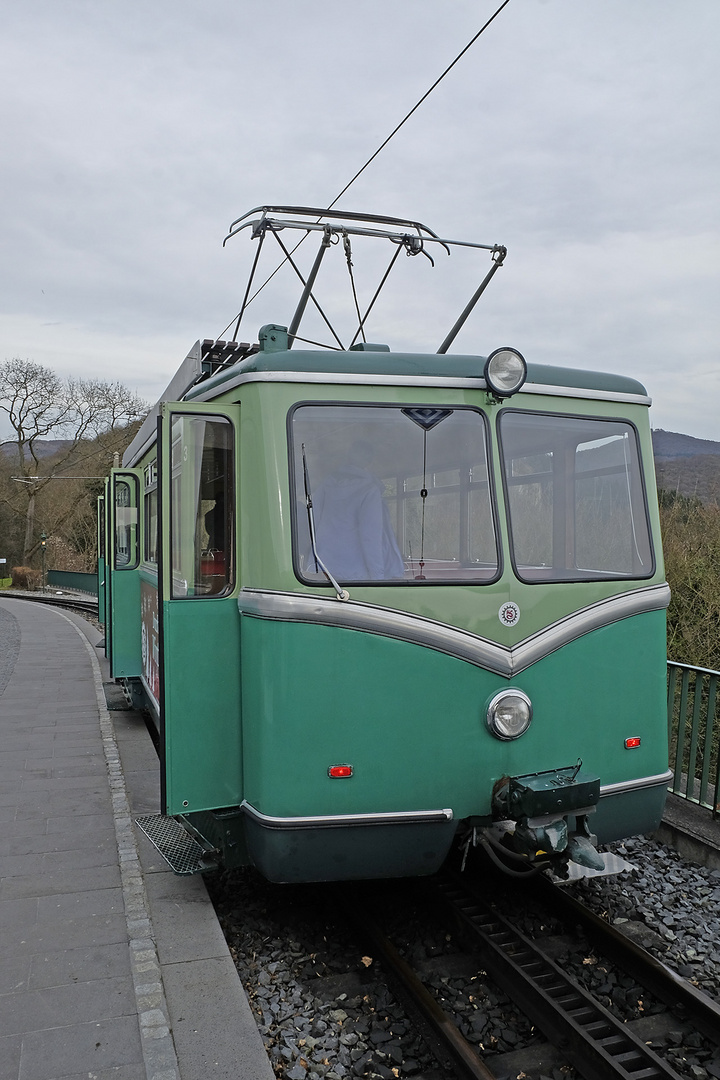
[2,0,718,441]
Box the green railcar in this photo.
[104,208,670,882]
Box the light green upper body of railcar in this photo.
[107,332,669,880]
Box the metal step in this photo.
[135,814,215,875]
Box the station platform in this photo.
[655,791,720,870]
[0,597,274,1080]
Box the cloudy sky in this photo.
[2,0,718,440]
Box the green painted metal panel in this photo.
[109,569,142,677]
[243,817,456,883]
[157,400,243,817]
[240,608,667,831]
[102,480,112,659]
[97,557,106,625]
[108,470,142,678]
[594,784,667,843]
[162,597,242,814]
[47,570,98,595]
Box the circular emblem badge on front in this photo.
[498,601,520,627]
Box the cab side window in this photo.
[170,415,234,597]
[114,477,139,570]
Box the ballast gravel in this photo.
[574,836,720,1002]
[207,873,444,1079]
[207,835,720,1080]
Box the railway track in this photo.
[524,872,720,1044]
[344,869,720,1080]
[0,589,99,617]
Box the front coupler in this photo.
[487,763,604,874]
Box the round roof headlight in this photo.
[486,689,533,741]
[484,347,527,397]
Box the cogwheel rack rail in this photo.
[434,875,711,1080]
[346,871,720,1080]
[222,204,507,355]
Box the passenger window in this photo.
[98,495,105,559]
[114,477,139,570]
[144,462,158,565]
[170,415,234,598]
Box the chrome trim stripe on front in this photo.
[241,801,453,830]
[188,369,652,407]
[509,584,670,673]
[522,381,651,406]
[238,583,671,677]
[599,769,673,798]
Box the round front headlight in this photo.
[486,689,533,741]
[484,347,527,397]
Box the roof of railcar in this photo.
[123,339,650,467]
[184,347,649,400]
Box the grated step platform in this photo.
[103,681,133,711]
[135,814,215,875]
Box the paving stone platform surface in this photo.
[0,597,273,1080]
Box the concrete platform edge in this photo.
[60,611,181,1080]
[58,609,274,1080]
[651,792,720,872]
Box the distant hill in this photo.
[652,429,720,460]
[652,429,720,503]
[3,432,718,501]
[0,440,72,463]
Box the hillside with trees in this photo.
[653,430,720,669]
[1,358,146,573]
[653,428,720,505]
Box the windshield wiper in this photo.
[301,444,350,601]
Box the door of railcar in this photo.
[157,403,241,816]
[100,483,110,658]
[97,492,108,634]
[108,469,143,678]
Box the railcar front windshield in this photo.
[290,404,498,584]
[499,410,654,582]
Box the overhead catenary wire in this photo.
[221,0,513,340]
[325,0,513,212]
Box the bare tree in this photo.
[0,358,147,564]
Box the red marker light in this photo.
[328,765,353,779]
[625,737,641,749]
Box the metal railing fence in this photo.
[46,569,98,596]
[667,660,720,817]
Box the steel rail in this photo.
[528,874,720,1046]
[343,895,496,1080]
[434,875,686,1080]
[0,591,98,617]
